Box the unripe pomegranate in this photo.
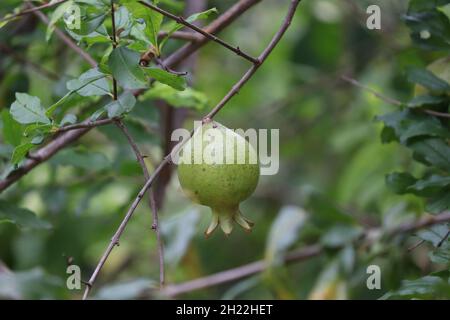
[177,120,260,237]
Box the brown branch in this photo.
[158,30,201,42]
[27,2,97,68]
[157,0,263,69]
[437,230,450,247]
[423,109,450,119]
[81,154,169,300]
[341,75,403,106]
[56,118,118,133]
[0,0,261,193]
[114,120,165,286]
[0,0,68,23]
[138,1,259,65]
[204,0,300,119]
[341,75,450,119]
[154,57,188,76]
[160,211,450,297]
[80,0,302,299]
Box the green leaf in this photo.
[114,6,133,36]
[66,68,110,97]
[10,93,50,125]
[90,108,106,121]
[1,109,22,146]
[265,206,308,265]
[75,0,110,6]
[0,14,13,30]
[404,1,450,51]
[377,109,449,144]
[0,200,51,229]
[159,7,218,50]
[60,114,77,126]
[381,276,450,300]
[409,175,450,192]
[185,7,218,23]
[385,172,417,194]
[438,3,450,21]
[417,224,450,247]
[407,68,450,94]
[427,190,450,214]
[23,124,53,137]
[108,46,147,89]
[11,143,34,165]
[409,138,450,171]
[124,1,163,49]
[143,68,186,91]
[31,135,44,145]
[46,70,109,118]
[142,82,209,109]
[429,245,450,264]
[105,92,137,118]
[46,0,75,41]
[70,12,107,36]
[407,94,447,108]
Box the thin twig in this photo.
[423,109,450,119]
[80,0,302,300]
[160,211,450,297]
[408,239,425,251]
[0,0,67,23]
[341,75,403,106]
[81,155,169,300]
[163,0,262,69]
[114,120,165,287]
[341,75,450,119]
[155,57,188,76]
[138,0,260,65]
[0,0,263,192]
[57,118,118,133]
[437,229,450,247]
[205,0,301,119]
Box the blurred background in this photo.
[0,0,449,299]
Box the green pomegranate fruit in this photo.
[177,120,260,237]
